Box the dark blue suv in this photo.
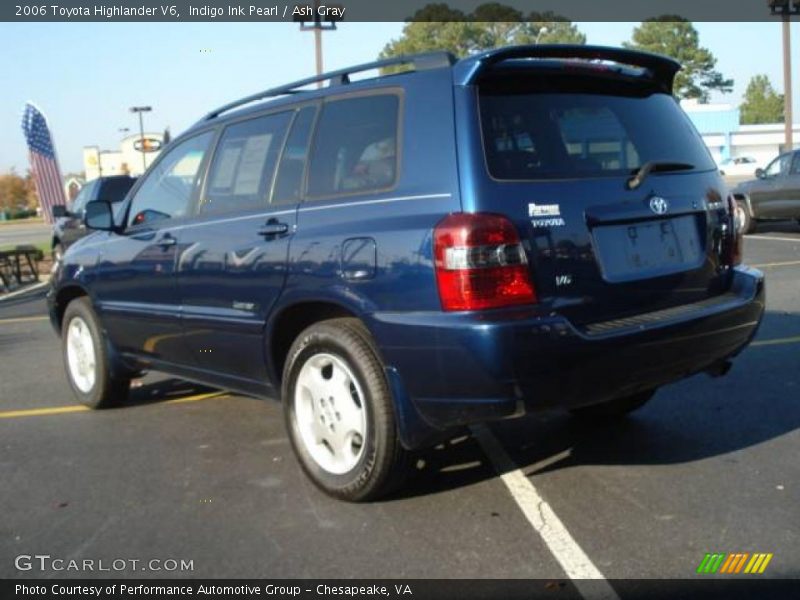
[48,46,765,501]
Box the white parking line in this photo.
[472,425,620,600]
[747,235,800,243]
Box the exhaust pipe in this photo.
[705,360,733,378]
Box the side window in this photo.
[127,131,213,227]
[202,112,291,215]
[307,94,399,198]
[271,106,317,205]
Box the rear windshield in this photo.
[99,177,136,203]
[479,84,715,181]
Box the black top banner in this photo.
[3,0,800,23]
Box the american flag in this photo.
[21,103,66,224]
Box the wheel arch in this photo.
[53,284,91,333]
[267,299,364,386]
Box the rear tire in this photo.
[282,318,407,502]
[735,200,755,235]
[569,389,655,418]
[62,297,129,408]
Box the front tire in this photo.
[569,389,655,418]
[62,297,129,408]
[282,318,407,501]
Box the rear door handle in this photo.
[258,219,289,237]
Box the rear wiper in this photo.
[626,161,695,190]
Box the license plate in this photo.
[593,215,703,282]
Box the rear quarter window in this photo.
[306,93,400,198]
[479,83,715,181]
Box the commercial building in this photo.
[83,133,165,180]
[682,99,800,167]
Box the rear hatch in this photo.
[461,58,734,327]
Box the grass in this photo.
[0,240,51,256]
[0,216,45,226]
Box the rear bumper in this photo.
[371,266,765,447]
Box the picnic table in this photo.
[0,245,43,292]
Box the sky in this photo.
[1,21,798,173]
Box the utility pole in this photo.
[769,0,798,151]
[129,106,152,173]
[296,1,340,87]
[782,14,793,151]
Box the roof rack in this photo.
[202,51,456,121]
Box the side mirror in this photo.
[84,200,114,231]
[52,205,68,218]
[755,168,765,179]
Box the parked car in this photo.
[51,175,137,262]
[717,155,762,178]
[48,46,764,501]
[731,150,800,233]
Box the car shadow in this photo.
[118,377,220,408]
[387,309,800,501]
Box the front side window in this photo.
[202,112,291,215]
[479,82,715,180]
[69,181,95,214]
[307,94,399,198]
[127,131,214,227]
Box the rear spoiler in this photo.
[452,45,681,93]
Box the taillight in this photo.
[433,213,537,311]
[725,194,743,266]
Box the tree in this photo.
[624,17,733,101]
[380,3,585,62]
[0,170,37,212]
[740,75,784,124]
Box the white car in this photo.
[718,156,762,178]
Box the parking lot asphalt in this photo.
[1,225,798,585]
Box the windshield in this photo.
[479,87,715,181]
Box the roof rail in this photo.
[453,45,681,93]
[202,51,456,121]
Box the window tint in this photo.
[791,153,800,175]
[98,177,136,204]
[479,88,715,180]
[128,132,213,227]
[70,181,95,214]
[202,112,291,215]
[272,106,316,205]
[307,94,399,198]
[765,154,790,178]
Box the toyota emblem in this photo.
[649,196,669,215]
